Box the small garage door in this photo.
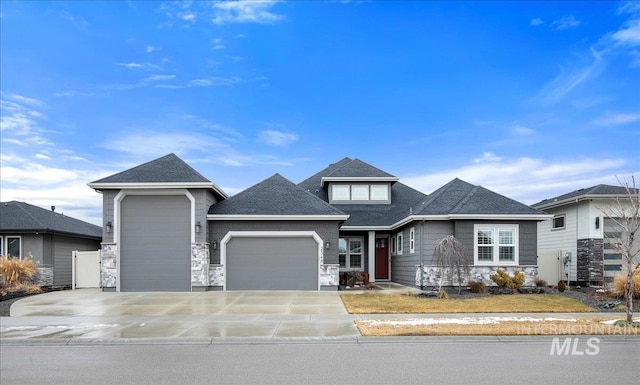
[226,237,318,290]
[120,195,191,292]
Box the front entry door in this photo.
[375,238,389,280]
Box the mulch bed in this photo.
[0,286,70,317]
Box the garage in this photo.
[120,195,191,292]
[225,236,319,290]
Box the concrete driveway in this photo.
[2,289,359,341]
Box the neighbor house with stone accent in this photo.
[0,201,102,286]
[89,154,550,292]
[533,184,640,287]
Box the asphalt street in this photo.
[1,337,638,385]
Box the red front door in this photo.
[375,238,389,280]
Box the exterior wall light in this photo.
[195,221,202,233]
[212,240,218,250]
[105,221,112,233]
[325,240,331,250]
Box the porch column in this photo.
[368,231,376,282]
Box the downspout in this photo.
[420,219,425,291]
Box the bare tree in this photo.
[598,175,639,324]
[433,235,470,294]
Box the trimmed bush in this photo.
[0,256,39,288]
[468,280,489,294]
[611,269,640,299]
[490,269,526,290]
[557,280,567,292]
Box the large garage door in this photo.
[120,195,191,292]
[226,237,318,290]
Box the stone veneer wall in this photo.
[191,242,210,288]
[100,243,117,288]
[577,238,603,286]
[209,265,224,287]
[320,264,339,287]
[36,265,54,286]
[416,265,539,287]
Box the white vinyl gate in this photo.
[72,250,101,289]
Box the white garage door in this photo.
[226,236,319,290]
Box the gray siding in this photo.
[210,220,340,264]
[101,190,119,243]
[120,195,191,291]
[53,235,100,286]
[391,221,454,287]
[454,220,538,265]
[189,188,214,244]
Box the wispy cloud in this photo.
[592,112,640,126]
[611,19,640,46]
[118,62,162,71]
[402,154,633,205]
[145,45,160,53]
[258,129,298,147]
[551,15,581,31]
[533,48,603,104]
[212,1,284,25]
[513,125,535,135]
[530,18,544,26]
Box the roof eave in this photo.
[207,214,350,221]
[533,194,629,210]
[320,176,399,187]
[88,182,229,199]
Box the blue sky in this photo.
[1,1,639,225]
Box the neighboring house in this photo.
[89,154,549,292]
[0,201,102,286]
[532,184,640,287]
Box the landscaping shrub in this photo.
[467,280,488,294]
[533,277,548,288]
[557,280,567,292]
[490,269,525,290]
[611,269,640,299]
[0,256,39,288]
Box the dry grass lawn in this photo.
[356,318,640,336]
[340,293,596,314]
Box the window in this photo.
[409,227,415,253]
[370,184,389,201]
[332,185,350,201]
[474,225,518,265]
[396,232,403,255]
[552,215,565,230]
[2,236,22,259]
[338,237,363,270]
[329,183,390,203]
[351,185,369,200]
[391,236,396,254]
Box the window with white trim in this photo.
[370,184,389,201]
[338,237,364,270]
[409,227,415,253]
[1,236,22,259]
[396,232,403,255]
[351,185,369,200]
[332,185,350,201]
[474,225,518,265]
[391,235,396,254]
[552,215,565,230]
[329,183,390,203]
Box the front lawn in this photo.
[340,293,597,314]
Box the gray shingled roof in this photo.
[209,174,347,216]
[532,184,639,208]
[0,201,102,239]
[324,158,397,179]
[91,153,211,184]
[298,157,353,201]
[414,178,544,216]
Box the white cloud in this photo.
[180,12,196,22]
[618,1,640,16]
[513,125,536,135]
[213,45,226,50]
[212,0,284,25]
[118,62,161,71]
[530,18,544,26]
[145,45,160,53]
[551,15,581,31]
[402,154,632,205]
[592,112,640,126]
[612,19,640,46]
[258,130,298,147]
[533,48,603,104]
[145,74,176,82]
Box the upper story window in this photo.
[330,183,390,204]
[552,215,565,230]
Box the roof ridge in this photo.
[451,185,479,213]
[17,201,48,229]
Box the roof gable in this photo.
[209,173,347,217]
[0,201,102,239]
[90,153,211,184]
